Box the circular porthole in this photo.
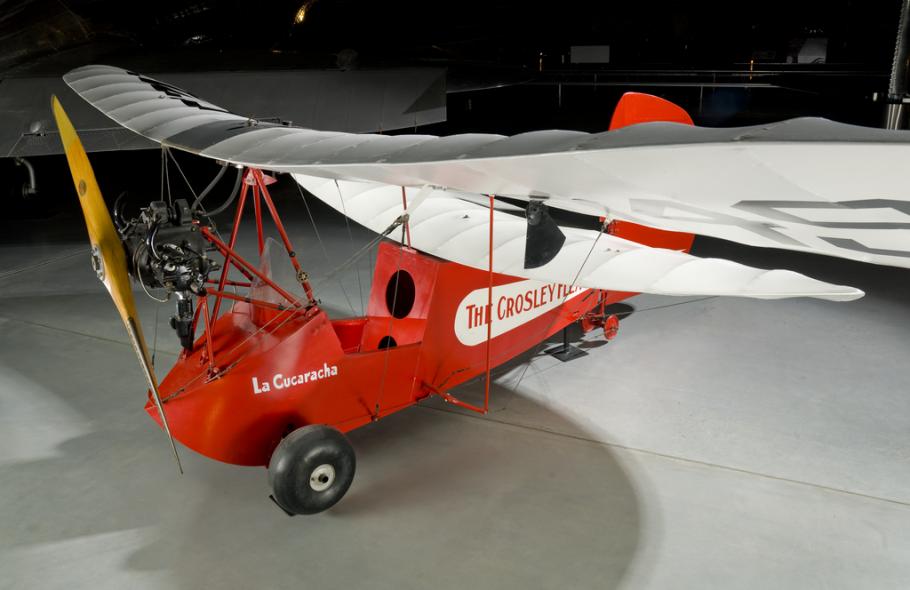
[378,336,397,349]
[385,270,415,319]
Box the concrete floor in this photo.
[2,180,910,590]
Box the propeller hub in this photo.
[90,244,105,281]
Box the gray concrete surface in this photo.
[1,180,909,590]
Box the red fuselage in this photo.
[151,223,693,466]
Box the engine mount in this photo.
[118,198,217,349]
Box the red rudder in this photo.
[608,92,694,130]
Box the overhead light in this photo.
[293,1,316,25]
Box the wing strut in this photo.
[484,193,494,413]
[426,193,496,415]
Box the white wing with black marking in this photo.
[64,65,910,269]
[62,64,910,284]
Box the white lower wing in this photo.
[293,174,863,302]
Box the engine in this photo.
[118,198,218,349]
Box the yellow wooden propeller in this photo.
[51,96,183,474]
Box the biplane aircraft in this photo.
[52,64,910,515]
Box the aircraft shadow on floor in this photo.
[0,323,644,589]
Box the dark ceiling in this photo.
[0,0,903,73]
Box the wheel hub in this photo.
[309,464,335,492]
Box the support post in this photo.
[210,177,250,321]
[484,194,494,413]
[545,326,589,362]
[401,187,412,248]
[251,169,315,302]
[200,226,303,308]
[253,180,264,257]
[199,295,216,375]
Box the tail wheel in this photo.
[603,314,620,341]
[268,424,356,515]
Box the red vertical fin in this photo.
[608,91,694,130]
[607,92,696,252]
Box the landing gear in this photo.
[602,314,620,341]
[268,425,356,515]
[581,291,621,341]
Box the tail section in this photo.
[609,91,694,130]
[608,92,696,251]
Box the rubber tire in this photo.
[268,425,356,515]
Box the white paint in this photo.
[294,174,864,302]
[453,279,587,346]
[251,363,339,394]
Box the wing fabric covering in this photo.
[64,65,910,269]
[293,175,862,301]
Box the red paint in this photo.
[484,193,494,413]
[603,314,620,341]
[209,178,250,321]
[607,91,696,252]
[250,169,315,302]
[253,182,264,256]
[610,219,695,252]
[401,186,412,248]
[608,91,694,130]
[151,241,606,466]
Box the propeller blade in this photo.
[51,96,183,474]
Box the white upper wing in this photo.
[294,174,862,301]
[63,65,910,269]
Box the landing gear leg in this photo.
[268,425,356,515]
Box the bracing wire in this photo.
[152,305,159,368]
[335,180,365,315]
[161,299,306,403]
[158,149,240,310]
[162,147,173,206]
[511,218,610,394]
[293,181,357,317]
[308,210,407,291]
[166,149,198,201]
[160,147,166,203]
